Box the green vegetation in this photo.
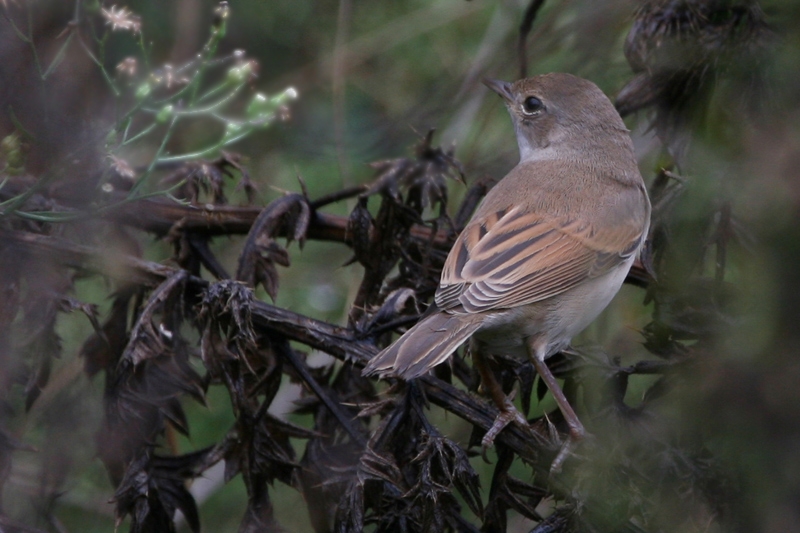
[1,1,800,532]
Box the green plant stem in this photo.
[128,115,178,197]
[137,30,150,72]
[187,19,228,106]
[146,84,245,117]
[41,31,75,80]
[156,124,258,165]
[122,123,157,146]
[77,34,120,97]
[196,76,239,103]
[11,181,188,223]
[25,4,44,77]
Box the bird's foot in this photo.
[548,424,588,476]
[481,392,529,462]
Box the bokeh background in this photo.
[2,0,800,531]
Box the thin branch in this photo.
[309,184,369,210]
[0,175,654,285]
[518,0,546,79]
[274,339,367,446]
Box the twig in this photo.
[0,182,654,285]
[518,0,546,79]
[309,184,369,209]
[274,338,367,446]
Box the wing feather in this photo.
[435,205,644,313]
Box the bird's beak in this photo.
[482,78,514,102]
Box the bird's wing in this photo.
[435,204,644,313]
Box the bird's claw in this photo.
[480,393,529,462]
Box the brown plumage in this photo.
[363,73,651,471]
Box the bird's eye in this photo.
[522,96,544,115]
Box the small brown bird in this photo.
[363,73,651,471]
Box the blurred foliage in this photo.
[1,0,800,532]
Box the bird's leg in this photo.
[526,337,585,474]
[472,341,528,457]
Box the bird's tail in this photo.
[362,312,481,379]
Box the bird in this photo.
[363,73,651,472]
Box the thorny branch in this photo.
[0,133,723,531]
[0,1,763,530]
[1,228,544,460]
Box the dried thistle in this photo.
[616,0,772,162]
